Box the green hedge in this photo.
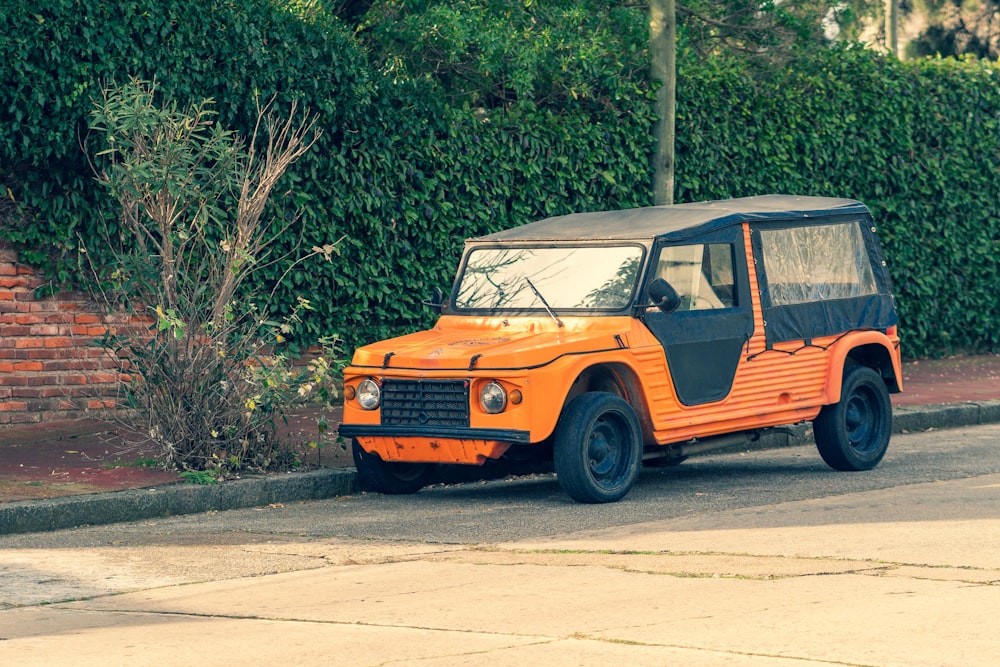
[676,46,1000,356]
[3,3,1000,358]
[298,89,656,348]
[0,0,370,274]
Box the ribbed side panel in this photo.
[647,224,834,441]
[633,348,673,400]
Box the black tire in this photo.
[553,392,643,503]
[813,366,892,471]
[351,439,434,494]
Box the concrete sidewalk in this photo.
[1,354,999,534]
[2,428,999,666]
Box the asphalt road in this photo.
[4,422,997,549]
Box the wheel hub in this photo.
[588,420,618,476]
[846,389,876,451]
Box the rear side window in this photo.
[759,222,877,306]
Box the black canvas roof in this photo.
[474,195,869,243]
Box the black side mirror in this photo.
[648,278,681,314]
[421,287,445,310]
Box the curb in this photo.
[894,400,1000,433]
[0,468,356,536]
[3,400,999,536]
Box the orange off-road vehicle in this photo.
[340,195,902,503]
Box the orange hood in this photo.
[348,315,634,372]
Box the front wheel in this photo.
[352,439,434,494]
[554,392,643,503]
[813,366,892,471]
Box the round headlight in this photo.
[356,378,381,411]
[480,381,507,414]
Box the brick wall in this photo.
[0,243,121,425]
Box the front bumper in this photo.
[340,424,531,464]
[338,423,530,444]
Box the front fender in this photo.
[523,351,649,443]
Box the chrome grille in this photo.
[381,379,470,427]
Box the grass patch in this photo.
[179,470,219,485]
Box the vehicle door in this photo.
[641,228,753,406]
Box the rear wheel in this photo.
[554,392,642,503]
[813,366,891,471]
[352,439,434,494]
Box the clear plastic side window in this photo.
[759,222,877,306]
[651,243,737,311]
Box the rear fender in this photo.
[824,332,902,404]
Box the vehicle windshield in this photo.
[455,245,644,311]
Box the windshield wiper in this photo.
[525,278,564,328]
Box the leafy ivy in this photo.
[3,3,1000,358]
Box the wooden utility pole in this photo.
[885,0,899,56]
[650,0,675,205]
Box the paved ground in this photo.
[0,408,351,502]
[892,353,1000,405]
[0,423,998,666]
